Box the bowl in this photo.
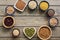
[14,0,29,12]
[39,1,49,12]
[3,16,15,28]
[23,27,36,39]
[5,6,15,15]
[12,28,20,37]
[37,25,52,40]
[48,17,59,27]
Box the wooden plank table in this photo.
[0,0,60,40]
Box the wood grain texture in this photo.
[0,0,60,5]
[0,16,48,26]
[0,27,60,38]
[45,0,60,5]
[0,5,59,40]
[0,17,56,26]
[0,0,60,40]
[0,0,30,5]
[0,6,60,16]
[0,16,60,26]
[0,38,60,40]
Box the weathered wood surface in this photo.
[0,38,60,40]
[0,6,60,16]
[0,0,60,5]
[0,0,60,40]
[0,16,60,26]
[0,27,60,38]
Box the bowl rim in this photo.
[39,1,49,11]
[37,25,52,40]
[28,0,38,10]
[3,16,15,28]
[47,9,55,17]
[14,0,27,12]
[23,27,36,39]
[5,5,15,15]
[12,28,20,37]
[48,17,59,27]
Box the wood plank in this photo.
[0,38,60,40]
[0,16,60,26]
[45,0,60,5]
[0,27,60,38]
[49,6,60,16]
[0,38,39,40]
[0,6,46,16]
[15,17,48,26]
[0,16,48,26]
[0,0,60,5]
[0,0,16,5]
[0,0,60,40]
[0,6,60,16]
[0,0,29,5]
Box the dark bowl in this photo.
[28,0,38,11]
[48,17,59,27]
[5,5,15,15]
[46,9,55,17]
[12,28,20,37]
[39,1,49,12]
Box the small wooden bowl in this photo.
[37,25,52,40]
[3,16,15,28]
